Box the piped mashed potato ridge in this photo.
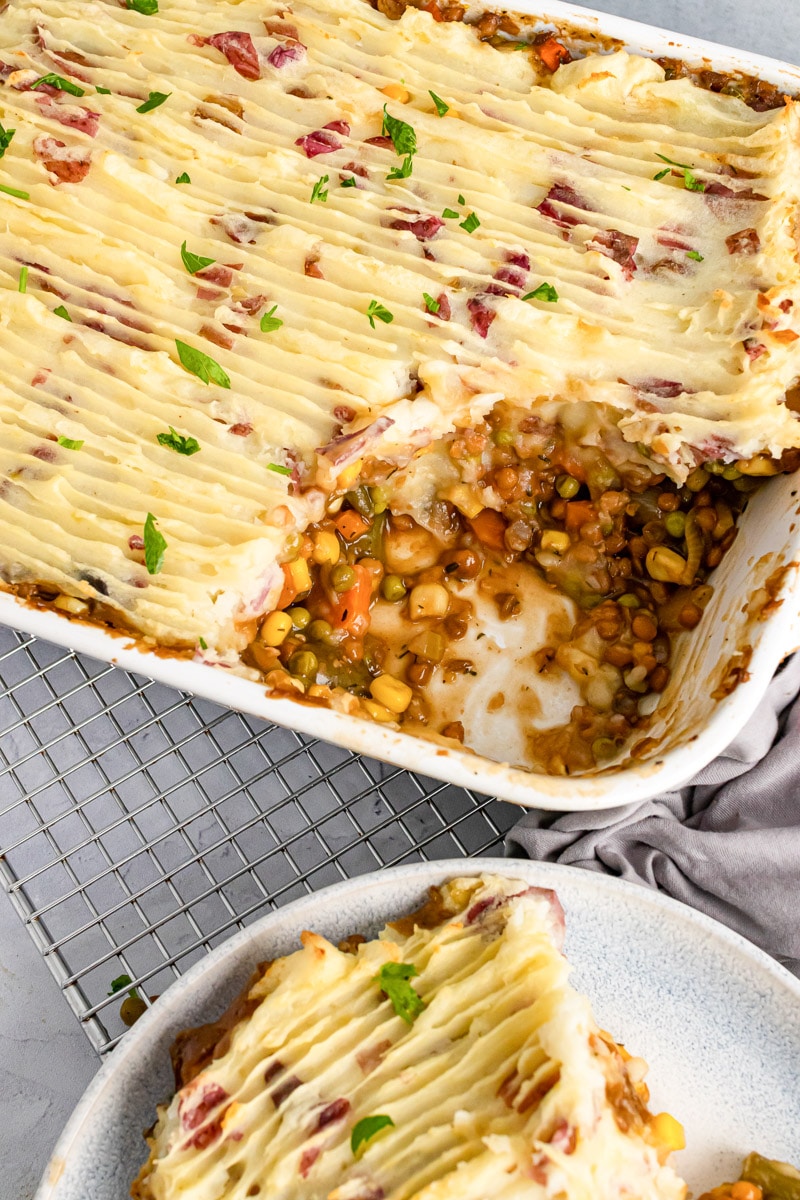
[132,874,688,1200]
[1,0,800,657]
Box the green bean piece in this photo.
[331,563,357,593]
[556,474,580,499]
[289,649,318,679]
[345,487,374,517]
[741,1153,800,1200]
[381,574,407,602]
[288,606,311,630]
[664,511,686,539]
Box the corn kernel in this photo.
[337,458,363,489]
[540,530,570,554]
[311,530,340,565]
[381,83,410,103]
[736,454,781,476]
[287,556,312,595]
[370,673,413,714]
[648,1112,685,1153]
[408,583,449,620]
[260,611,293,647]
[54,593,89,616]
[362,698,396,723]
[645,545,688,584]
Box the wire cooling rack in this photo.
[0,622,518,1053]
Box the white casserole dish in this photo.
[3,0,800,811]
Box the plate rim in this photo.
[36,856,800,1199]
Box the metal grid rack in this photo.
[0,622,518,1053]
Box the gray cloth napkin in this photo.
[506,655,800,975]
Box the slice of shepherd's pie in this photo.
[132,875,687,1200]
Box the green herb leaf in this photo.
[157,426,201,455]
[53,304,71,321]
[382,106,417,157]
[30,73,85,97]
[522,282,558,303]
[441,207,459,220]
[175,339,231,388]
[198,636,208,650]
[340,175,357,188]
[0,182,30,200]
[267,462,292,475]
[512,40,529,49]
[654,153,705,193]
[0,121,15,158]
[351,1115,395,1155]
[18,265,27,294]
[180,240,216,275]
[136,91,170,113]
[686,250,704,262]
[175,171,191,184]
[109,974,136,998]
[366,299,394,329]
[373,962,424,1024]
[127,0,158,12]
[57,435,84,450]
[457,194,465,205]
[96,86,112,94]
[653,168,670,181]
[386,153,413,181]
[310,174,329,204]
[429,90,449,117]
[143,512,167,574]
[423,292,440,313]
[260,305,283,333]
[459,211,480,234]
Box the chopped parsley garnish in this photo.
[351,1115,395,1155]
[373,962,424,1024]
[686,250,704,262]
[109,974,138,999]
[382,106,417,157]
[0,183,30,200]
[180,240,215,275]
[522,282,559,303]
[340,175,357,188]
[386,153,413,181]
[175,339,231,388]
[53,304,71,321]
[459,211,480,234]
[423,292,440,313]
[30,73,85,97]
[457,194,465,205]
[654,153,705,193]
[157,426,201,455]
[57,435,84,450]
[260,305,283,333]
[18,265,27,293]
[442,207,459,220]
[0,121,15,158]
[653,168,670,182]
[267,462,292,475]
[96,86,112,95]
[198,636,208,650]
[310,174,329,204]
[143,512,167,574]
[429,90,449,117]
[127,0,158,12]
[136,91,170,113]
[367,299,393,329]
[175,171,191,184]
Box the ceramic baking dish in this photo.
[3,0,800,811]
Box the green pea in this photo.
[120,995,147,1027]
[705,460,726,476]
[722,464,741,480]
[591,737,617,762]
[381,574,407,602]
[370,486,389,515]
[288,606,311,630]
[307,619,334,644]
[664,511,686,539]
[289,649,318,679]
[556,474,580,499]
[492,427,515,447]
[618,593,641,608]
[330,563,357,593]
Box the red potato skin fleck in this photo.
[204,32,261,80]
[33,136,91,183]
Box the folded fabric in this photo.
[506,655,800,976]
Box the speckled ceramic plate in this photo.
[37,859,800,1200]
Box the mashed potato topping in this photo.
[1,0,799,650]
[132,875,687,1200]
